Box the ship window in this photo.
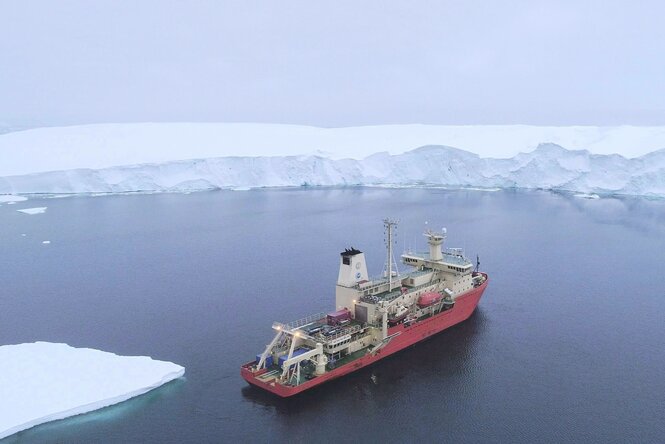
[343,256,350,265]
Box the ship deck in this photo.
[360,269,441,304]
[243,273,489,395]
[296,317,366,343]
[257,347,369,387]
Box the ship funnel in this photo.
[337,247,368,287]
[424,229,446,261]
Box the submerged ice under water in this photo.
[0,187,664,443]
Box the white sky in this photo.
[1,1,664,129]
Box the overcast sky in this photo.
[1,0,664,129]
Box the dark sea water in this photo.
[1,188,664,443]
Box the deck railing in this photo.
[286,312,327,329]
[318,324,363,344]
[360,279,442,304]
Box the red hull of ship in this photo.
[241,274,488,397]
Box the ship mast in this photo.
[383,218,399,291]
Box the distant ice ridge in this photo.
[1,143,665,197]
[2,123,665,177]
[0,342,184,440]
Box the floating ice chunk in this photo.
[17,207,47,215]
[42,240,50,244]
[462,187,502,192]
[574,193,600,199]
[48,194,74,198]
[0,342,185,440]
[0,195,27,203]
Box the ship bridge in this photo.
[401,229,473,272]
[403,249,472,266]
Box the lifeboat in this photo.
[388,305,410,326]
[417,291,443,308]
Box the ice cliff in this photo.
[1,123,664,197]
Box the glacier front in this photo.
[0,342,185,440]
[1,143,665,197]
[2,123,665,198]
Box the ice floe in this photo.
[0,342,185,440]
[16,207,47,215]
[0,195,27,203]
[574,193,601,199]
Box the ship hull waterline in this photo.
[241,274,488,397]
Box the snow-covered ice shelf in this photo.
[1,123,664,198]
[2,143,664,198]
[2,123,665,176]
[0,342,185,440]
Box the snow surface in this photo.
[16,207,47,215]
[0,342,184,440]
[2,123,665,176]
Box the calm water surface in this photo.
[1,188,664,443]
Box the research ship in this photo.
[241,219,489,397]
